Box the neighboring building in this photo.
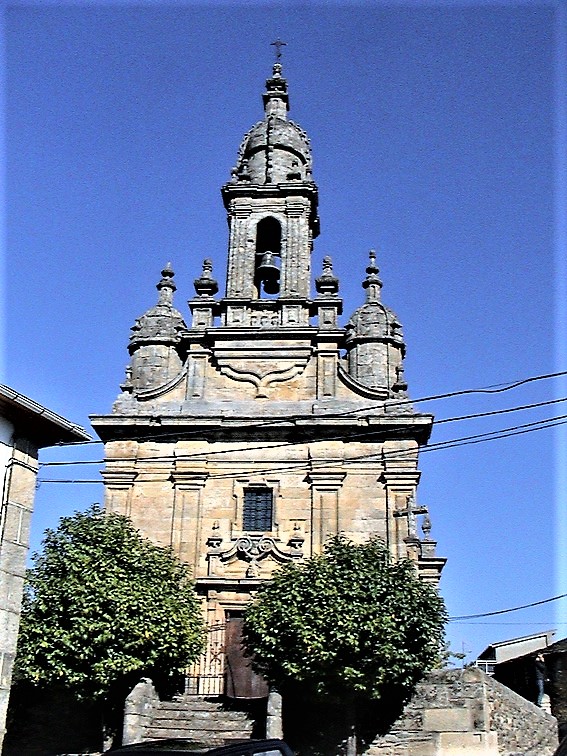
[482,634,567,730]
[0,385,90,748]
[474,630,556,676]
[91,62,446,697]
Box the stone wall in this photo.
[0,433,38,751]
[3,682,103,755]
[366,668,558,756]
[122,678,159,745]
[484,673,558,754]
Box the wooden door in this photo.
[224,612,269,699]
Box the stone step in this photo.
[145,727,252,741]
[143,694,255,745]
[149,715,252,731]
[171,697,227,711]
[153,707,249,721]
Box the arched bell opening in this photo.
[254,217,281,297]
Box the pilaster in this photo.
[306,470,347,553]
[170,471,209,573]
[380,469,420,559]
[282,199,310,298]
[101,469,138,518]
[226,203,253,298]
[188,300,216,329]
[316,349,339,398]
[186,350,209,399]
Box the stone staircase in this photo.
[144,695,255,744]
[366,668,558,755]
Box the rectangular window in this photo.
[243,487,273,532]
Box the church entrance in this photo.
[225,610,269,699]
[185,612,268,699]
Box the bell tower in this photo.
[220,62,319,327]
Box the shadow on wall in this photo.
[281,680,408,756]
[4,682,104,756]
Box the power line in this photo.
[450,622,562,626]
[40,396,567,469]
[449,593,567,621]
[449,622,564,626]
[407,369,567,405]
[36,413,567,484]
[53,368,567,447]
[435,396,567,425]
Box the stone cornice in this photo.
[91,411,435,444]
[101,470,138,488]
[221,181,318,207]
[306,471,346,490]
[381,469,421,483]
[170,471,209,489]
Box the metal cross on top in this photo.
[271,38,287,61]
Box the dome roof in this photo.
[345,251,406,352]
[129,265,187,348]
[231,63,313,185]
[346,300,404,345]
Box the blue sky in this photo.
[3,1,564,662]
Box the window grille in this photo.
[243,487,273,532]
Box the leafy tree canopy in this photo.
[16,504,205,702]
[243,536,447,701]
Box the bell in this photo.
[257,251,280,295]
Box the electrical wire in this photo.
[39,395,567,469]
[52,368,567,447]
[449,593,567,621]
[36,413,567,484]
[449,622,565,626]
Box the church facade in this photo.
[90,62,444,696]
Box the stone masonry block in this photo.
[437,731,498,755]
[423,707,473,732]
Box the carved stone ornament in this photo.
[211,346,312,398]
[206,534,304,577]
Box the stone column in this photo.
[226,205,253,298]
[283,200,309,298]
[307,470,346,554]
[0,443,37,751]
[170,471,208,574]
[101,469,138,518]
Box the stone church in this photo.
[90,61,445,698]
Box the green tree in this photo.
[15,504,205,703]
[243,536,447,755]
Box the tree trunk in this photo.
[345,697,357,756]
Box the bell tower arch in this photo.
[254,216,282,297]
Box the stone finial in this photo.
[156,262,176,306]
[120,364,133,393]
[362,249,383,302]
[193,259,219,298]
[393,364,408,393]
[129,264,187,347]
[315,256,339,297]
[263,60,289,118]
